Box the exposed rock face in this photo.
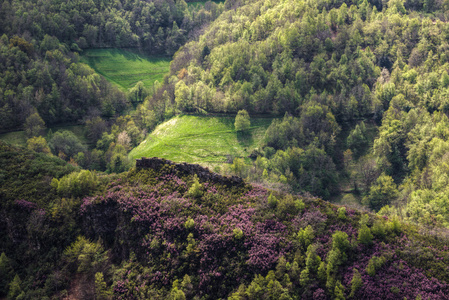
[136,157,244,187]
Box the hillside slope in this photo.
[1,142,449,299]
[129,115,272,166]
[141,0,449,223]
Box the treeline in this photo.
[25,114,152,173]
[0,0,224,54]
[0,34,127,130]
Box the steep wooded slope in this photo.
[1,142,449,299]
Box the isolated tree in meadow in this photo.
[24,113,46,138]
[235,109,250,132]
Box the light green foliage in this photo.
[180,275,193,297]
[334,280,346,300]
[63,236,108,274]
[240,271,293,300]
[234,110,251,132]
[268,193,278,209]
[184,218,195,230]
[81,49,170,91]
[350,269,363,298]
[8,275,23,300]
[228,284,246,300]
[107,144,132,173]
[337,207,347,220]
[27,136,51,154]
[169,283,186,300]
[295,199,305,211]
[305,244,322,273]
[187,174,203,198]
[185,233,198,255]
[326,248,342,279]
[52,170,98,198]
[135,104,157,131]
[317,261,327,282]
[94,272,112,300]
[175,80,192,111]
[297,226,315,250]
[299,268,309,286]
[387,217,402,235]
[233,227,244,240]
[363,174,398,211]
[129,81,148,103]
[332,231,351,254]
[366,256,387,276]
[326,231,351,291]
[371,220,387,239]
[358,214,374,245]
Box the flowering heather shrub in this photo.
[77,168,449,299]
[14,199,38,210]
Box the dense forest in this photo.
[145,0,449,227]
[2,0,449,298]
[0,0,224,131]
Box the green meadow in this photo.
[0,125,87,147]
[129,115,273,167]
[80,48,170,91]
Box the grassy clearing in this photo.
[129,115,273,168]
[0,131,27,146]
[80,48,170,91]
[0,125,87,147]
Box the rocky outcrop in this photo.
[136,157,244,187]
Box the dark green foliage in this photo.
[48,130,87,160]
[1,148,449,299]
[0,141,76,206]
[0,253,14,296]
[347,122,369,158]
[24,113,46,138]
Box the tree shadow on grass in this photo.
[237,130,253,148]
